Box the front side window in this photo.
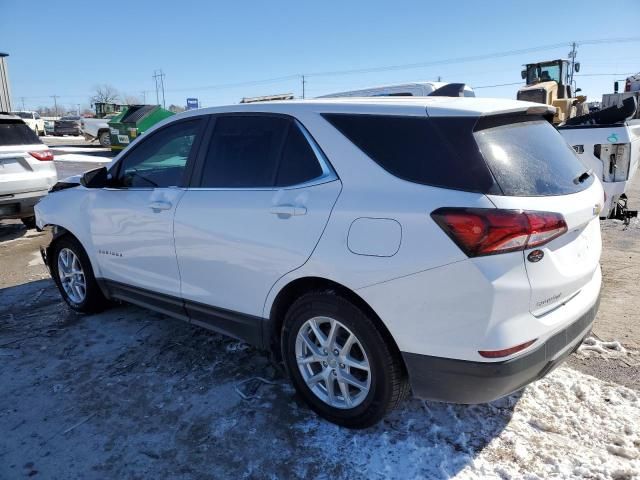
[200,115,325,188]
[115,119,201,188]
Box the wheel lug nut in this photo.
[340,363,345,369]
[333,349,339,355]
[323,349,328,355]
[322,361,328,367]
[332,370,337,376]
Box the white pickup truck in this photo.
[558,120,639,219]
[80,116,114,147]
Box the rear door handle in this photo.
[148,200,172,211]
[270,204,307,217]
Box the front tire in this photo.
[50,235,110,313]
[282,291,408,428]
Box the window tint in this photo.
[275,123,324,187]
[474,120,593,196]
[201,116,289,188]
[323,114,497,193]
[0,120,42,146]
[117,119,200,188]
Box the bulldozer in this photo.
[517,59,588,124]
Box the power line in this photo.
[474,81,524,89]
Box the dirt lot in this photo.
[0,143,638,478]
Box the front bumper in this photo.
[402,293,600,404]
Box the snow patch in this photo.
[578,336,629,357]
[287,366,640,479]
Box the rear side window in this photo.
[201,116,325,188]
[474,120,593,196]
[323,114,497,193]
[0,120,42,146]
[275,123,323,187]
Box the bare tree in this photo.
[123,94,142,105]
[168,104,185,113]
[90,84,120,105]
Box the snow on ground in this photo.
[578,336,630,358]
[53,152,113,163]
[291,366,640,479]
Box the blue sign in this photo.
[186,98,199,110]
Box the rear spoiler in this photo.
[428,83,468,97]
[474,106,556,131]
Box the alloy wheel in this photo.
[295,316,372,409]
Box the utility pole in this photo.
[153,70,166,108]
[141,91,147,104]
[20,96,25,110]
[301,75,306,99]
[437,75,441,82]
[568,41,578,88]
[76,104,81,115]
[51,95,59,117]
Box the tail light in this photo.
[29,150,54,161]
[431,208,567,257]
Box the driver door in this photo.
[88,117,205,311]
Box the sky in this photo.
[1,0,639,112]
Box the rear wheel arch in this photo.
[267,277,406,370]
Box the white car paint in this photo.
[35,97,602,370]
[318,81,475,98]
[11,111,45,135]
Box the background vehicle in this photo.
[517,59,588,124]
[43,119,55,135]
[53,115,81,136]
[81,102,125,148]
[36,98,602,428]
[11,111,45,136]
[558,97,640,220]
[81,116,115,147]
[318,81,475,98]
[0,113,57,228]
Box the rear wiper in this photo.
[573,169,593,184]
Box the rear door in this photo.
[174,114,341,342]
[475,118,603,315]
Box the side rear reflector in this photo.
[431,207,567,257]
[478,339,537,359]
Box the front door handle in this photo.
[270,204,307,217]
[148,200,172,211]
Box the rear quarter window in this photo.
[322,114,499,193]
[474,120,593,196]
[0,120,42,146]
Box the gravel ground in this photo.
[0,139,639,478]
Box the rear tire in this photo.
[281,291,408,428]
[21,216,36,229]
[50,235,110,313]
[98,131,111,148]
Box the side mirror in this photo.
[575,88,582,93]
[575,62,580,73]
[80,166,109,188]
[521,70,526,80]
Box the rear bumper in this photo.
[0,189,48,219]
[402,292,600,404]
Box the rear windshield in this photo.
[0,120,42,146]
[474,120,593,196]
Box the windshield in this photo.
[12,112,32,119]
[526,64,561,85]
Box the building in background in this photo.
[0,52,12,112]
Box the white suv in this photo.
[35,98,603,428]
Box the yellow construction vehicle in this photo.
[517,59,588,124]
